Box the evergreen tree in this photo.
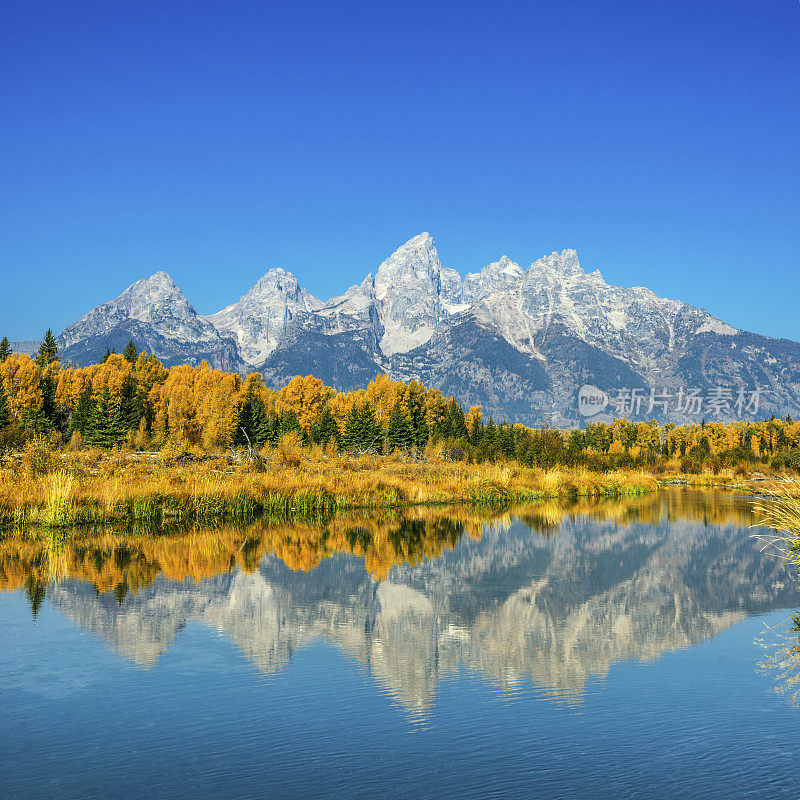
[408,401,429,448]
[386,400,413,451]
[235,389,271,448]
[498,423,515,458]
[68,387,96,439]
[36,328,58,370]
[312,404,339,446]
[119,371,143,432]
[234,395,256,448]
[262,412,280,445]
[483,417,497,446]
[445,398,468,439]
[342,403,380,451]
[469,416,484,446]
[123,339,138,363]
[0,336,11,362]
[250,395,270,447]
[279,409,301,436]
[341,405,361,451]
[85,387,125,448]
[0,380,9,428]
[35,329,58,368]
[101,346,115,363]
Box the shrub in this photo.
[680,456,702,475]
[275,431,303,468]
[22,438,57,476]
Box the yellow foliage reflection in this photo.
[0,488,759,598]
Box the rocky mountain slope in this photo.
[52,234,800,425]
[58,271,240,370]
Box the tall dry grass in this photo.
[753,478,800,569]
[0,449,659,530]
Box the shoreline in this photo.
[0,451,659,530]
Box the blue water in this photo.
[1,491,799,798]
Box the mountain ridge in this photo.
[49,233,800,425]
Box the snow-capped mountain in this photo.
[58,271,239,369]
[54,234,800,425]
[202,267,323,365]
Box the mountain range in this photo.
[47,233,800,425]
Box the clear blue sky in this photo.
[2,0,798,341]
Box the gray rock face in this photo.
[202,268,322,366]
[50,235,800,424]
[372,232,444,355]
[463,254,524,305]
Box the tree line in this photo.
[1,333,799,472]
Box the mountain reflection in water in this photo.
[2,488,797,718]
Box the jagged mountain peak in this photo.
[375,233,441,284]
[462,255,524,304]
[57,270,238,370]
[395,231,435,250]
[528,249,584,278]
[145,269,178,285]
[79,270,193,325]
[204,267,322,366]
[244,267,322,308]
[373,233,444,356]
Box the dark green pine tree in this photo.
[386,400,413,451]
[101,346,115,363]
[33,329,60,431]
[483,417,497,447]
[0,380,9,429]
[342,404,380,451]
[445,398,468,439]
[311,403,339,446]
[119,371,143,432]
[469,416,483,446]
[409,402,429,448]
[341,405,360,451]
[279,409,301,437]
[68,386,96,439]
[261,412,280,446]
[123,339,138,363]
[35,329,58,368]
[234,390,270,448]
[498,423,515,459]
[234,395,256,447]
[360,403,380,450]
[0,336,11,362]
[85,387,125,448]
[250,395,270,447]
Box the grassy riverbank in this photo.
[0,447,659,529]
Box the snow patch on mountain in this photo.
[696,319,739,336]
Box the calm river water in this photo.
[1,489,799,798]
